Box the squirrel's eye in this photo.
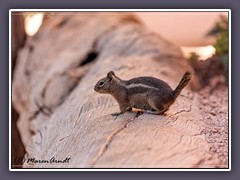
[99,81,105,87]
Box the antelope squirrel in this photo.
[94,71,191,116]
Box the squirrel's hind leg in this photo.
[146,97,168,115]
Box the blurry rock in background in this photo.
[25,12,228,63]
[135,12,228,89]
[135,12,227,46]
[136,12,228,63]
[188,15,229,89]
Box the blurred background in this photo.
[21,11,229,87]
[23,12,228,60]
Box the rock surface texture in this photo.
[12,13,228,168]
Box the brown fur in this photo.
[94,71,191,116]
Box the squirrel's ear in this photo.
[107,71,115,80]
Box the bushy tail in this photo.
[173,71,192,98]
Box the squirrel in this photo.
[94,71,191,116]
